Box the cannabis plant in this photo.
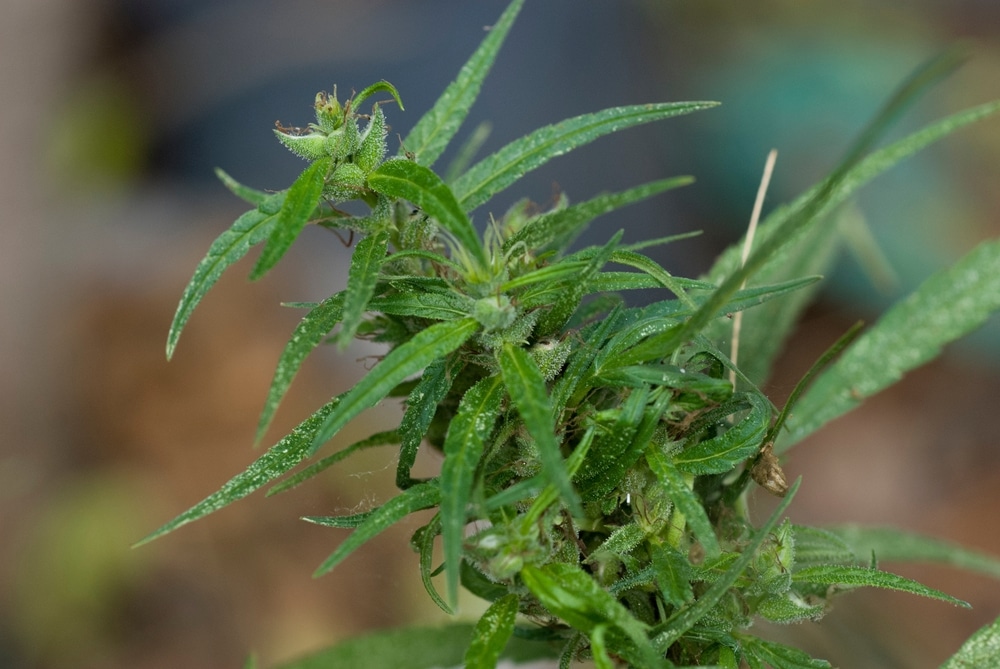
[138,1,1000,667]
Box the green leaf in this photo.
[550,304,624,413]
[674,392,769,475]
[444,121,492,183]
[826,525,1000,580]
[499,260,591,292]
[298,510,373,529]
[502,176,693,253]
[310,317,480,455]
[273,623,554,669]
[791,525,856,566]
[453,101,718,212]
[588,522,646,562]
[780,238,1000,450]
[652,479,801,651]
[215,168,270,207]
[755,592,826,624]
[334,229,391,349]
[134,398,342,546]
[498,342,581,516]
[368,291,472,321]
[645,445,721,558]
[368,160,488,271]
[464,594,519,669]
[651,542,695,608]
[940,614,1000,669]
[352,80,404,111]
[440,375,505,606]
[166,192,285,359]
[740,636,832,669]
[596,364,731,399]
[590,625,616,669]
[256,292,345,444]
[609,249,696,308]
[460,559,512,603]
[416,516,452,614]
[397,357,457,488]
[575,385,657,501]
[250,157,330,280]
[701,214,842,387]
[792,564,970,607]
[537,232,621,337]
[400,0,525,168]
[521,562,663,668]
[310,481,441,577]
[598,277,822,370]
[266,430,399,496]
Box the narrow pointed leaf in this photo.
[334,229,391,349]
[651,543,695,608]
[310,481,441,577]
[299,511,373,530]
[520,562,650,642]
[134,397,342,546]
[453,101,718,212]
[588,522,646,562]
[941,614,1000,669]
[590,625,615,669]
[368,291,472,321]
[255,292,346,444]
[368,160,487,270]
[521,563,664,668]
[352,80,404,111]
[537,232,620,336]
[498,342,581,516]
[444,121,492,183]
[609,249,696,308]
[271,622,555,669]
[599,277,821,370]
[652,479,800,651]
[251,157,330,280]
[741,636,832,669]
[166,192,285,358]
[215,168,270,207]
[792,564,969,607]
[440,375,505,606]
[674,392,769,475]
[792,525,856,566]
[400,0,524,167]
[645,445,721,558]
[464,594,519,669]
[417,516,453,614]
[550,305,623,414]
[310,317,480,455]
[780,238,1000,450]
[502,176,693,253]
[826,525,1000,580]
[701,216,841,386]
[266,430,399,496]
[397,358,457,487]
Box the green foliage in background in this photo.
[142,1,1000,666]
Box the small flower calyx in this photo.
[273,80,403,202]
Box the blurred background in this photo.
[3,1,1000,667]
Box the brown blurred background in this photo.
[2,1,1000,667]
